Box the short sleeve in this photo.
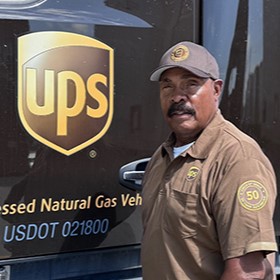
[212,157,277,260]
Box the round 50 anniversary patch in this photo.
[237,180,268,211]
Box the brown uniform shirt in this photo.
[141,110,277,280]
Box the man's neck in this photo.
[174,135,199,147]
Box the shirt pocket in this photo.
[163,188,198,239]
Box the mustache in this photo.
[167,102,196,117]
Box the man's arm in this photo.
[221,251,275,280]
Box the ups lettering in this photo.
[25,68,108,136]
[18,31,113,155]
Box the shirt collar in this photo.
[161,110,225,159]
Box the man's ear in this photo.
[213,79,223,99]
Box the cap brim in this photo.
[150,65,211,81]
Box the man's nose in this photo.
[171,89,187,103]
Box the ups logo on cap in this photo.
[18,31,113,155]
[171,45,189,62]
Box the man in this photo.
[141,41,277,279]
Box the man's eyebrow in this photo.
[159,76,171,82]
[181,73,199,79]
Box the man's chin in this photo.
[168,119,196,132]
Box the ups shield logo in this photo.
[18,31,114,155]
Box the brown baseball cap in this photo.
[150,41,219,81]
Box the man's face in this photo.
[159,67,223,146]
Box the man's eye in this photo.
[185,81,198,87]
[162,84,173,89]
[181,81,200,91]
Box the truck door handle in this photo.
[119,158,150,191]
